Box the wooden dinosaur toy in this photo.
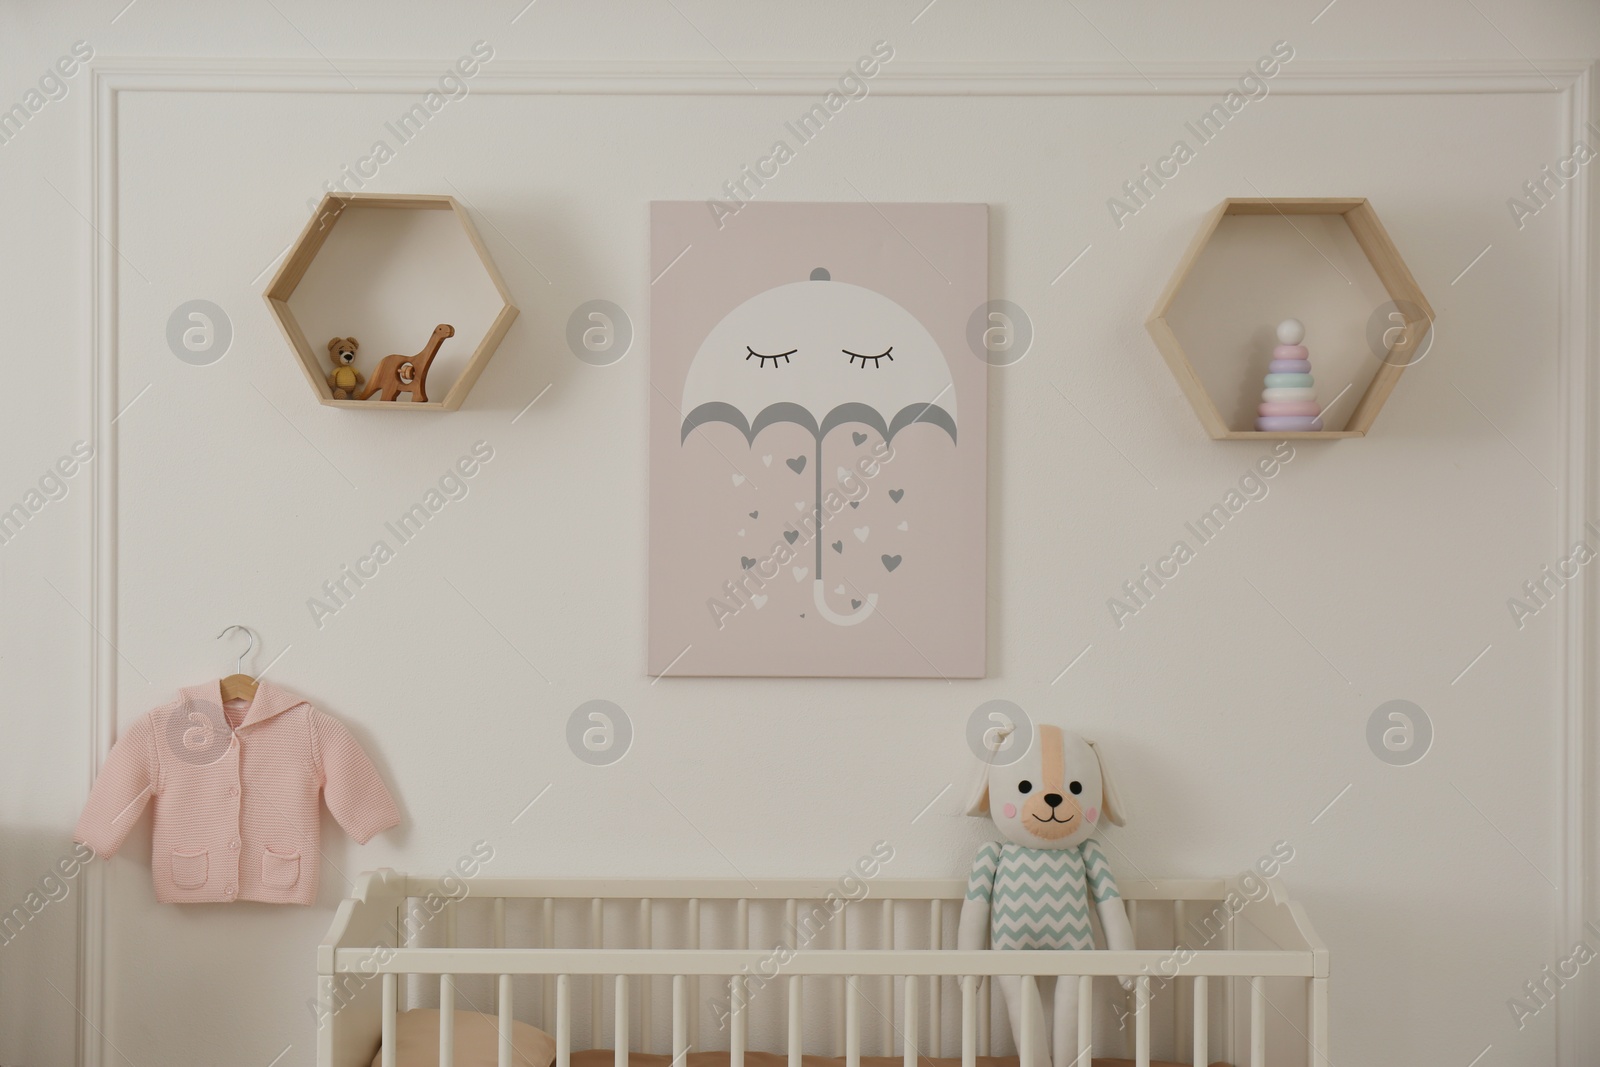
[359,324,455,403]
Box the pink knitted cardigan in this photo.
[74,680,399,904]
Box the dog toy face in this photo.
[968,725,1121,850]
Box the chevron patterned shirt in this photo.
[965,839,1121,950]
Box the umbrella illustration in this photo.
[680,268,957,626]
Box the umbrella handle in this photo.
[813,580,878,627]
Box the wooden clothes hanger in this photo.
[217,624,259,703]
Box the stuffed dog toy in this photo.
[957,724,1133,1067]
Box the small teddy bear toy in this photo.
[325,337,363,399]
[958,723,1134,1067]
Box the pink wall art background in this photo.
[649,201,988,677]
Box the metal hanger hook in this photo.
[217,624,255,675]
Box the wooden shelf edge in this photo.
[1148,195,1429,443]
[1215,430,1364,440]
[1222,196,1367,215]
[314,397,451,411]
[265,191,517,414]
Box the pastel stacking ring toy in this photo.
[1257,415,1324,432]
[1255,319,1325,432]
[1259,401,1321,416]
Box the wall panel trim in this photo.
[83,56,1596,1067]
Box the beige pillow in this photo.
[370,1009,555,1067]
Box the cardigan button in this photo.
[224,884,237,897]
[228,786,239,798]
[230,838,240,850]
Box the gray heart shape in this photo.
[881,554,902,572]
[832,541,843,553]
[741,556,756,569]
[749,510,759,519]
[784,530,799,545]
[852,432,868,445]
[849,501,860,509]
[851,599,862,609]
[786,456,807,473]
[889,489,904,503]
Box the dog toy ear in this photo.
[346,337,358,350]
[327,338,340,354]
[963,762,990,816]
[963,724,1014,817]
[1086,739,1125,827]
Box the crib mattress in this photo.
[570,1051,1231,1067]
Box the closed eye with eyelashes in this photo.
[845,347,894,368]
[746,346,795,368]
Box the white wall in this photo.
[3,3,1600,1066]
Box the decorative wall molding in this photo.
[82,56,1597,1067]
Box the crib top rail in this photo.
[325,944,1319,979]
[319,869,1327,981]
[349,871,1249,902]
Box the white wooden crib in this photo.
[317,872,1328,1067]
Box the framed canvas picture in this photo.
[649,201,987,678]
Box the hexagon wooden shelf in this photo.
[264,192,518,411]
[1146,197,1432,440]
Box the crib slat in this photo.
[903,975,918,1067]
[1018,976,1037,1067]
[688,899,701,1056]
[592,898,605,1045]
[499,974,514,1067]
[404,898,416,1009]
[834,903,848,1057]
[928,901,942,1058]
[1309,977,1329,1066]
[1127,902,1141,1067]
[492,895,505,1055]
[1250,977,1265,1067]
[616,974,630,1067]
[785,893,800,1061]
[1135,975,1150,1067]
[382,973,398,1067]
[557,974,572,1067]
[1193,976,1208,1067]
[640,899,653,1055]
[845,976,860,1067]
[789,976,804,1067]
[543,899,556,1031]
[882,899,894,1054]
[440,975,456,1067]
[731,976,747,1067]
[1174,901,1189,1064]
[735,900,748,1060]
[673,975,688,1067]
[1223,909,1236,1065]
[960,975,976,1067]
[979,978,990,1057]
[1076,975,1092,1067]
